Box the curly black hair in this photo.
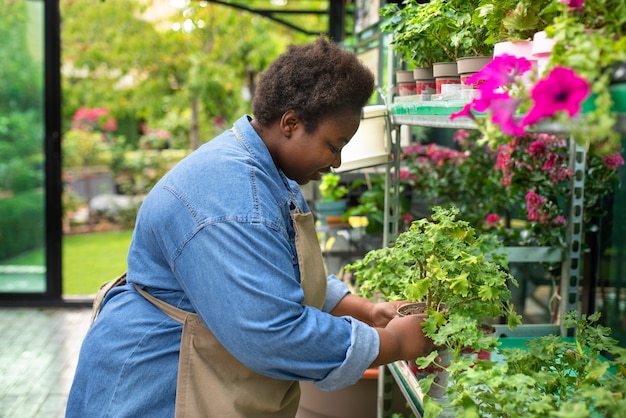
[252,36,376,133]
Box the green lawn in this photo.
[62,229,133,295]
[1,229,133,296]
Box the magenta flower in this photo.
[560,0,584,11]
[450,103,475,121]
[452,55,533,134]
[489,96,525,136]
[486,213,501,227]
[467,54,532,91]
[522,67,590,126]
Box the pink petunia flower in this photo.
[467,54,532,91]
[450,103,475,121]
[522,67,590,127]
[489,97,525,136]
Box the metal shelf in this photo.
[392,112,626,134]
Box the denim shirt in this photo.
[123,115,379,390]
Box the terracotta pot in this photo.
[396,70,416,96]
[397,302,427,316]
[456,56,492,89]
[432,62,460,94]
[413,67,436,95]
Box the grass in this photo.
[62,229,133,295]
[0,229,133,296]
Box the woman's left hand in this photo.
[369,301,404,328]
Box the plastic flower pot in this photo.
[456,56,492,89]
[532,31,556,77]
[413,67,436,96]
[396,70,416,96]
[432,62,460,94]
[461,323,497,362]
[314,200,347,225]
[494,41,536,88]
[335,105,389,173]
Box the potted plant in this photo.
[427,311,626,417]
[380,0,493,69]
[346,206,522,395]
[314,173,349,225]
[474,0,560,44]
[543,0,626,148]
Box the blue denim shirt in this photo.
[68,115,379,417]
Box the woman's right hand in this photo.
[371,314,434,367]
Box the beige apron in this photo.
[93,210,328,417]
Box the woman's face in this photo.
[277,111,362,185]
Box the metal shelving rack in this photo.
[377,62,626,416]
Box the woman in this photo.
[67,37,432,418]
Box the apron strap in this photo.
[133,283,191,324]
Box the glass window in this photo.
[0,1,47,294]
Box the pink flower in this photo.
[560,0,584,11]
[603,153,625,170]
[486,213,501,227]
[450,103,475,120]
[526,191,547,222]
[529,140,547,157]
[403,143,423,156]
[453,129,470,146]
[552,215,567,226]
[467,54,532,91]
[522,67,590,126]
[100,117,118,132]
[489,96,525,136]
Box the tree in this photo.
[60,0,316,150]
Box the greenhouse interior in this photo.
[1,0,625,417]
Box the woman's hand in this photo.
[331,294,404,327]
[368,300,404,328]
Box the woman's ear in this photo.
[279,110,299,138]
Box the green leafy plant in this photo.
[346,206,522,356]
[344,173,413,235]
[429,311,626,418]
[545,0,626,149]
[318,173,348,202]
[474,0,560,43]
[380,0,492,68]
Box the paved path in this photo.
[0,307,91,418]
